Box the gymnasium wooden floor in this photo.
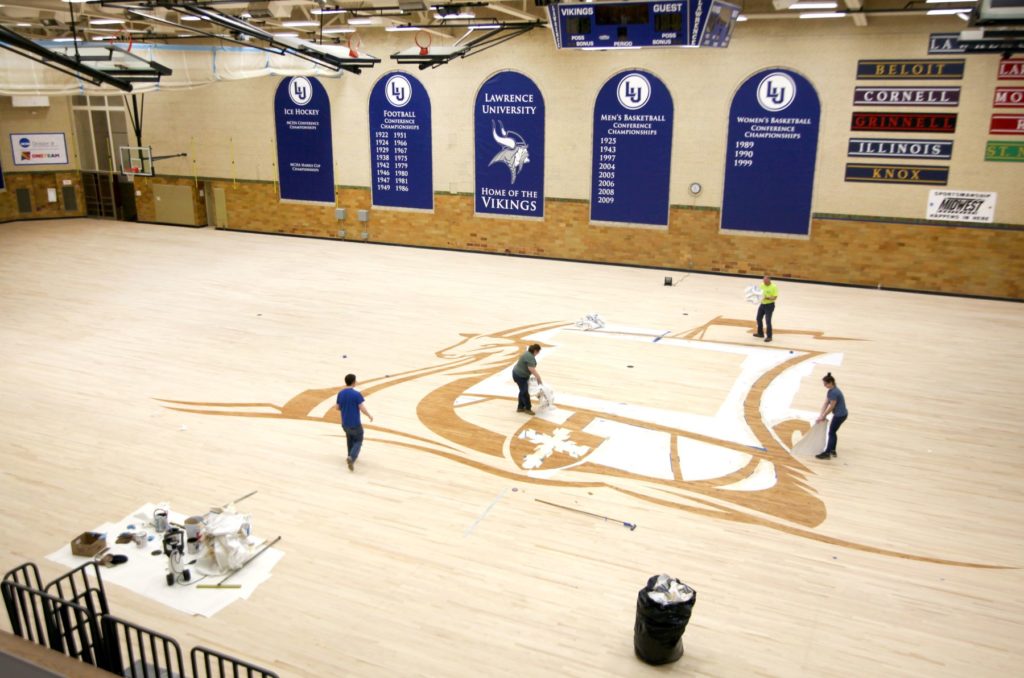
[1,218,1022,677]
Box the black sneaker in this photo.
[346,457,354,471]
[753,333,764,338]
[524,409,535,416]
[815,451,832,460]
[765,337,772,343]
[516,408,526,412]
[830,451,837,458]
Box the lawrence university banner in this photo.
[721,69,821,236]
[591,70,674,227]
[275,77,335,204]
[369,72,433,210]
[475,71,545,218]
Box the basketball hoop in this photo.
[347,34,362,58]
[415,30,432,56]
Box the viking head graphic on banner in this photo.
[488,119,530,185]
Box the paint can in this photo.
[153,509,169,533]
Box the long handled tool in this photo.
[535,499,637,531]
[217,536,282,586]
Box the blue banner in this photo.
[590,70,674,227]
[369,72,433,211]
[274,76,335,204]
[475,71,545,218]
[721,69,821,236]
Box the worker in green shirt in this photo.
[753,275,778,343]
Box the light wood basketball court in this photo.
[1,217,1022,676]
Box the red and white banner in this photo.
[990,114,1024,135]
[993,88,1024,108]
[997,59,1024,80]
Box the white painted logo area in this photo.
[288,77,313,107]
[617,73,651,110]
[757,72,797,112]
[385,74,413,108]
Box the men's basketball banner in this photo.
[474,71,545,219]
[851,112,956,133]
[721,69,821,236]
[847,138,953,160]
[985,140,1024,162]
[993,88,1024,108]
[926,190,996,224]
[852,87,960,107]
[998,59,1024,80]
[857,59,965,80]
[845,163,949,186]
[369,72,433,211]
[990,114,1024,135]
[590,70,674,227]
[274,77,335,204]
[928,33,965,54]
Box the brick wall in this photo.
[0,171,86,222]
[133,176,1023,300]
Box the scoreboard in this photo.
[548,0,741,50]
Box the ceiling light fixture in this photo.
[798,11,847,18]
[789,2,837,8]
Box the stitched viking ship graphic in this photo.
[159,318,1002,569]
[488,119,530,185]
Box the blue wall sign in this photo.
[548,0,739,49]
[590,70,674,227]
[369,72,433,211]
[274,76,335,204]
[721,69,821,236]
[475,71,545,218]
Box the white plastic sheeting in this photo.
[0,42,345,96]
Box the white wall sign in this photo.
[926,190,997,224]
[9,133,69,166]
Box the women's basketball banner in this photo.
[721,69,821,236]
[369,72,433,211]
[590,70,674,227]
[274,77,335,204]
[474,71,545,219]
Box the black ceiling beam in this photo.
[0,25,136,91]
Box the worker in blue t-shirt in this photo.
[335,374,374,472]
[815,372,849,460]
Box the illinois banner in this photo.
[474,71,545,219]
[274,77,335,204]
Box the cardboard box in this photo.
[70,532,106,557]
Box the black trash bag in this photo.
[633,574,697,665]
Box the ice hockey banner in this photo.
[474,71,545,219]
[274,77,335,204]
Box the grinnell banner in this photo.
[926,190,996,224]
[274,77,335,204]
[475,71,545,219]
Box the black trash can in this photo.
[633,574,697,665]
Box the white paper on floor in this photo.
[791,420,828,457]
[46,503,284,618]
